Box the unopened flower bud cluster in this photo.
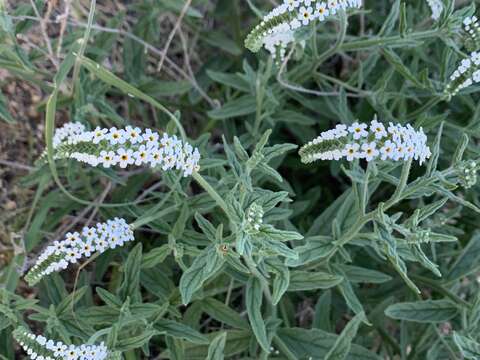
[46,122,200,177]
[463,16,480,52]
[14,327,112,360]
[245,203,264,233]
[245,0,362,64]
[426,0,443,21]
[455,160,479,189]
[413,229,431,244]
[299,119,431,164]
[25,218,134,286]
[445,51,480,96]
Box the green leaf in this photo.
[447,232,480,282]
[141,245,171,269]
[453,332,480,359]
[155,320,209,344]
[179,245,224,304]
[286,238,335,267]
[206,70,250,92]
[313,291,332,332]
[118,243,143,301]
[0,91,14,123]
[288,271,343,291]
[272,265,290,306]
[385,300,458,323]
[277,328,382,360]
[194,213,217,242]
[246,277,270,353]
[340,265,392,284]
[207,95,256,119]
[381,48,425,88]
[324,312,366,360]
[260,225,304,242]
[200,298,249,330]
[337,280,366,317]
[206,332,227,360]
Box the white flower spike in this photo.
[25,218,134,286]
[13,327,120,360]
[445,51,480,96]
[245,0,363,65]
[43,123,200,177]
[299,118,431,165]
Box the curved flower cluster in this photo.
[13,327,115,360]
[426,0,443,21]
[44,122,200,177]
[299,119,431,164]
[25,218,134,286]
[463,16,480,52]
[245,0,363,64]
[52,122,87,148]
[245,203,264,234]
[445,51,480,96]
[455,160,479,189]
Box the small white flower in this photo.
[285,0,300,11]
[65,232,81,246]
[107,127,126,145]
[99,150,116,168]
[133,145,149,166]
[81,240,95,257]
[36,335,47,346]
[370,119,387,139]
[148,148,164,167]
[343,143,360,161]
[116,148,134,168]
[143,129,160,148]
[290,18,302,29]
[92,127,108,144]
[380,140,395,160]
[315,2,329,21]
[459,58,471,73]
[65,248,82,264]
[472,51,480,65]
[349,122,369,139]
[327,0,339,14]
[393,143,406,161]
[125,125,142,144]
[473,70,480,83]
[361,142,379,161]
[298,6,313,25]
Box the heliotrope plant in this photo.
[299,118,431,164]
[445,12,480,97]
[41,122,200,177]
[24,218,134,286]
[245,0,363,64]
[13,327,120,360]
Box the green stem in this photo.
[71,0,96,95]
[130,204,179,230]
[407,96,444,122]
[340,29,441,51]
[253,57,273,136]
[411,275,471,309]
[316,10,348,65]
[192,172,230,220]
[384,158,412,210]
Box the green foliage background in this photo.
[2,0,480,359]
